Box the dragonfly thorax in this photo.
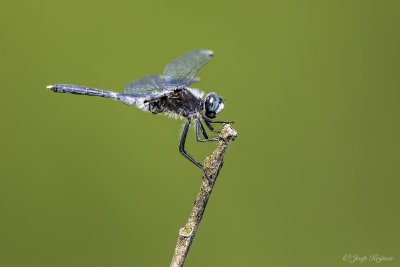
[146,88,204,118]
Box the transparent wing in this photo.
[163,49,213,88]
[124,75,165,94]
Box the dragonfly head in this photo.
[204,93,224,118]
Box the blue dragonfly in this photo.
[47,49,232,169]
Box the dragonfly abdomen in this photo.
[47,84,119,100]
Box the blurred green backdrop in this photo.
[1,0,399,266]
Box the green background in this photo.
[1,0,399,266]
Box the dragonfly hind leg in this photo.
[179,118,203,169]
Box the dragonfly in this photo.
[47,49,233,170]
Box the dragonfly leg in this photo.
[202,118,220,133]
[201,114,234,134]
[196,118,219,142]
[179,118,203,169]
[198,118,209,139]
[201,114,234,124]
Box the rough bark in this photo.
[170,124,237,267]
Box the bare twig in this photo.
[170,124,237,267]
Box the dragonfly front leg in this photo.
[201,114,234,133]
[202,118,220,133]
[179,118,203,169]
[196,118,219,142]
[201,114,234,124]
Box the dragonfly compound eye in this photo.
[205,93,220,113]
